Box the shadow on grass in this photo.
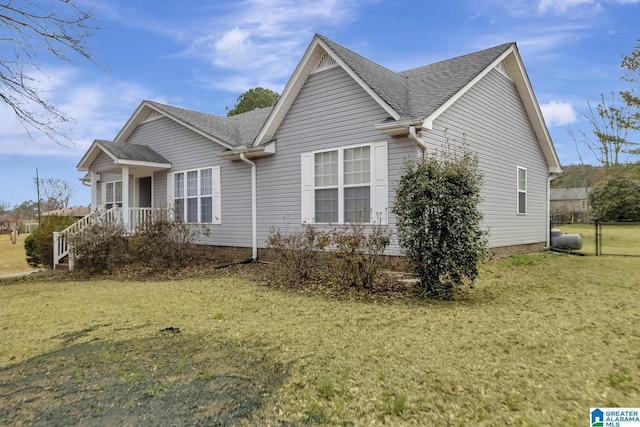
[0,332,287,426]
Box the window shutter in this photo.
[301,152,314,223]
[212,165,222,224]
[371,141,388,224]
[166,173,174,211]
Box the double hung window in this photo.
[171,166,220,224]
[517,166,527,215]
[302,142,387,224]
[104,181,122,209]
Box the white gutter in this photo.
[239,153,258,260]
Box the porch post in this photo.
[122,166,130,229]
[90,171,99,210]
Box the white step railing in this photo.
[53,207,170,270]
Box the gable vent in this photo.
[312,52,338,74]
[495,60,512,80]
[142,110,163,123]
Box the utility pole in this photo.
[34,168,41,225]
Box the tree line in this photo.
[569,40,640,222]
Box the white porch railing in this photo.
[53,207,170,270]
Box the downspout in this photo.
[547,174,551,248]
[408,125,428,152]
[240,153,258,260]
[547,172,558,248]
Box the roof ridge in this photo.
[400,42,514,75]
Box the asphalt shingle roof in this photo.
[318,34,513,120]
[317,35,409,116]
[119,37,516,149]
[550,188,590,201]
[146,101,273,147]
[97,140,170,164]
[400,43,514,118]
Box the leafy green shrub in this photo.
[24,234,40,267]
[24,215,77,268]
[589,173,640,221]
[330,222,391,289]
[393,148,488,298]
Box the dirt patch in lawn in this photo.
[0,330,286,427]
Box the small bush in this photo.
[330,222,391,289]
[129,220,210,270]
[25,216,77,268]
[266,223,390,289]
[24,234,40,267]
[69,217,210,276]
[69,219,129,275]
[266,225,330,285]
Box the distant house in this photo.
[550,187,590,223]
[0,218,11,235]
[59,34,561,268]
[43,206,91,219]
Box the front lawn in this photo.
[1,251,638,425]
[0,233,31,274]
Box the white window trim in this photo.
[517,166,527,215]
[167,165,221,224]
[301,141,388,225]
[102,180,123,209]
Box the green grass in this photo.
[1,243,639,425]
[553,223,640,256]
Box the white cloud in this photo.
[212,28,253,68]
[537,0,640,14]
[540,101,577,126]
[180,0,368,92]
[538,0,595,14]
[0,66,156,157]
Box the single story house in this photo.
[44,206,91,219]
[63,34,561,267]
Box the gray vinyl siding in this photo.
[425,68,549,248]
[256,66,416,253]
[93,152,115,172]
[125,117,253,247]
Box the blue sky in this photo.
[1,0,639,208]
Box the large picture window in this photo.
[171,166,220,224]
[517,166,527,215]
[302,142,387,225]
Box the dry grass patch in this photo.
[1,253,639,426]
[0,233,32,275]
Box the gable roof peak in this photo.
[314,34,409,116]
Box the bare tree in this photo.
[0,0,99,145]
[569,93,637,167]
[621,38,640,150]
[40,178,73,210]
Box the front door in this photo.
[138,176,152,208]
